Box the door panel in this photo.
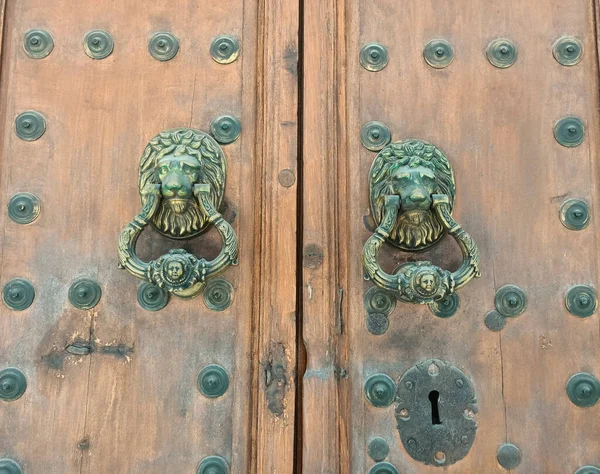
[303,0,600,473]
[0,1,298,473]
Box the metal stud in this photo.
[565,285,597,318]
[24,29,54,59]
[575,466,600,474]
[360,121,392,151]
[497,443,522,470]
[486,38,517,68]
[368,437,390,462]
[8,192,40,224]
[368,462,399,474]
[423,39,454,69]
[197,455,229,474]
[149,32,179,61]
[198,364,229,398]
[364,373,396,408]
[0,368,27,402]
[360,43,389,72]
[494,285,526,317]
[69,278,102,310]
[137,282,169,311]
[15,110,46,141]
[366,312,389,336]
[553,36,584,66]
[566,372,600,407]
[84,30,114,60]
[484,310,506,332]
[210,115,241,144]
[0,459,22,474]
[210,35,240,64]
[3,279,35,311]
[429,293,459,318]
[560,199,590,231]
[203,278,234,312]
[554,116,585,147]
[364,286,396,316]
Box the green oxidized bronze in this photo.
[364,373,396,408]
[560,199,590,230]
[203,278,234,311]
[494,284,526,317]
[363,139,480,305]
[0,367,27,402]
[210,35,240,64]
[486,38,517,68]
[15,110,46,141]
[368,462,399,474]
[366,312,389,336]
[8,192,40,224]
[554,116,585,147]
[497,443,522,470]
[359,43,389,72]
[565,285,597,318]
[367,437,390,462]
[197,364,229,398]
[137,282,169,311]
[0,459,22,474]
[210,115,242,145]
[24,29,54,59]
[575,467,600,474]
[566,372,599,408]
[423,39,454,69]
[360,121,392,152]
[149,32,179,61]
[429,293,459,318]
[364,286,396,316]
[118,128,238,299]
[484,310,506,332]
[3,279,35,311]
[553,36,583,66]
[84,30,114,60]
[69,278,102,310]
[197,455,229,474]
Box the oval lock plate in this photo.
[395,359,478,467]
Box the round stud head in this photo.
[497,443,522,469]
[360,43,389,72]
[566,372,600,407]
[3,278,35,311]
[148,32,179,61]
[484,310,506,332]
[367,437,390,462]
[69,278,102,310]
[553,36,584,66]
[203,278,234,312]
[364,286,396,316]
[137,282,169,311]
[554,116,585,147]
[8,192,40,224]
[575,466,600,474]
[565,285,597,318]
[364,373,396,408]
[15,110,46,141]
[83,30,114,60]
[210,35,240,64]
[197,455,229,474]
[360,121,392,151]
[560,199,590,231]
[486,38,517,68]
[24,29,54,59]
[424,39,454,69]
[429,293,460,318]
[0,368,27,402]
[198,364,229,398]
[368,462,399,474]
[0,459,23,474]
[210,115,241,144]
[494,284,526,317]
[366,312,389,336]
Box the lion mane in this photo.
[138,128,226,239]
[369,139,456,249]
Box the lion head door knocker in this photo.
[118,128,238,299]
[362,139,480,309]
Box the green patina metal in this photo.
[553,36,583,66]
[210,115,242,144]
[429,293,459,318]
[554,116,585,147]
[210,35,240,64]
[3,279,35,311]
[368,462,398,474]
[566,372,599,408]
[364,373,396,408]
[360,43,389,72]
[367,437,390,462]
[198,364,229,399]
[137,282,169,311]
[203,278,234,311]
[494,284,526,317]
[424,39,454,69]
[84,30,114,59]
[366,312,389,336]
[364,286,396,316]
[360,121,391,152]
[24,29,54,59]
[560,199,590,231]
[497,443,522,470]
[8,192,40,225]
[197,455,229,474]
[69,278,102,310]
[565,285,597,318]
[149,32,179,61]
[0,459,22,474]
[484,310,506,332]
[15,110,46,141]
[486,38,517,68]
[0,368,27,402]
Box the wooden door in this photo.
[302,1,600,473]
[0,0,298,473]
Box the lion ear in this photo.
[138,143,157,191]
[199,137,226,210]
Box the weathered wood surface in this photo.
[0,1,297,473]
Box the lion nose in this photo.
[164,180,182,191]
[409,190,427,203]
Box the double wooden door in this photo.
[0,1,599,473]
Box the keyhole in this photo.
[429,390,441,425]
